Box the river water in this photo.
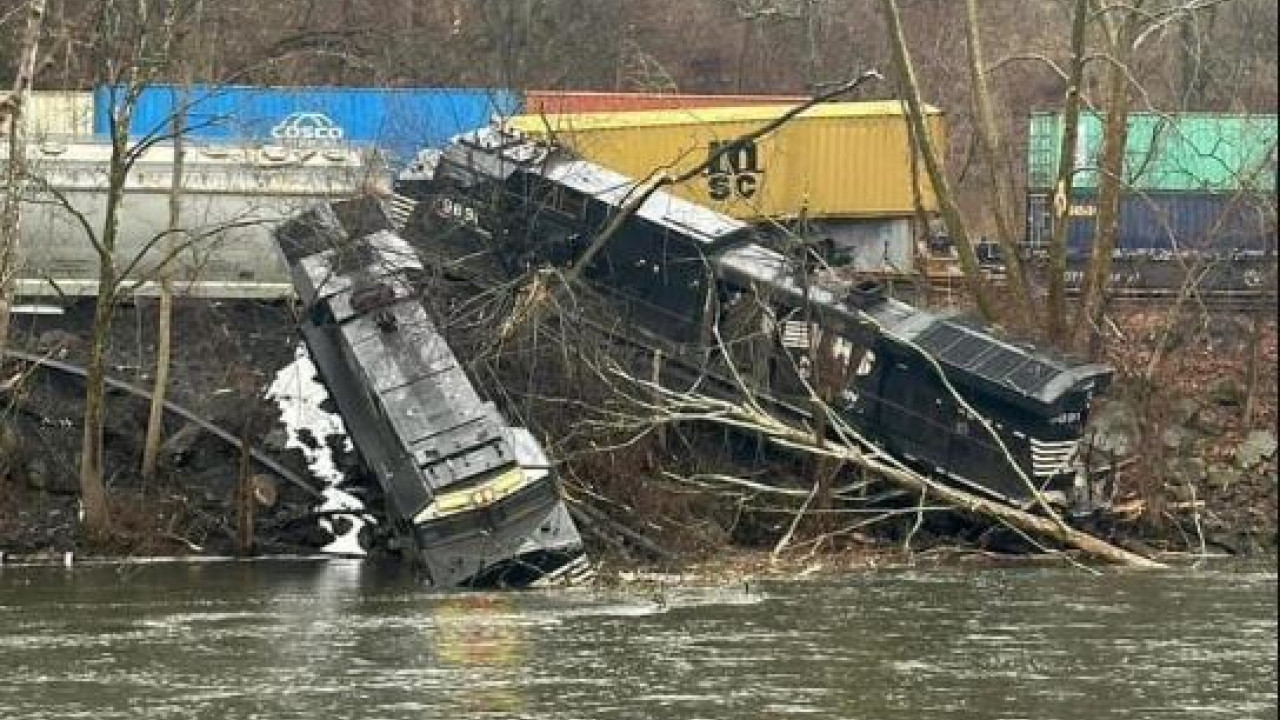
[0,559,1274,720]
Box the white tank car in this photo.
[10,139,387,299]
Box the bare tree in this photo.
[1073,0,1146,356]
[138,92,184,483]
[0,0,48,355]
[75,0,194,536]
[141,0,201,482]
[1045,0,1091,340]
[879,0,1000,321]
[962,0,1037,326]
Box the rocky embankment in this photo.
[0,300,357,559]
[1,299,1276,563]
[1094,309,1278,556]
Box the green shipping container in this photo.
[1027,112,1277,193]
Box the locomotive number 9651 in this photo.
[435,197,480,227]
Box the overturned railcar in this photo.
[713,244,1114,508]
[395,128,1117,513]
[276,202,587,587]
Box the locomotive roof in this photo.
[713,243,1111,413]
[447,128,750,246]
[541,158,750,245]
[907,317,1112,410]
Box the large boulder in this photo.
[1207,463,1243,489]
[1164,457,1208,494]
[1235,430,1278,470]
[1089,399,1141,457]
[1161,425,1196,453]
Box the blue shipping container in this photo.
[93,85,523,165]
[1025,192,1275,258]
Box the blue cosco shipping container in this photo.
[93,85,522,165]
[1026,191,1276,258]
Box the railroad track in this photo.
[1104,289,1277,312]
[394,192,1277,313]
[917,270,1277,312]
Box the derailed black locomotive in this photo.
[395,129,1117,512]
[276,201,588,587]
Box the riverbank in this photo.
[1096,309,1278,556]
[1,300,338,558]
[1,298,1276,567]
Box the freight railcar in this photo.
[25,90,94,137]
[96,85,521,166]
[396,129,1116,513]
[524,90,806,114]
[275,202,588,587]
[1025,190,1276,293]
[8,139,384,299]
[503,102,943,275]
[1024,111,1278,293]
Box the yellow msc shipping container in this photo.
[506,101,944,221]
[25,91,94,137]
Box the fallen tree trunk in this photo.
[620,372,1163,568]
[860,450,1159,567]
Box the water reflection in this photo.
[0,561,1274,720]
[427,593,530,715]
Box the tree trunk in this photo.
[79,82,136,539]
[1074,0,1142,355]
[235,422,255,555]
[0,0,49,354]
[79,146,127,537]
[1178,7,1216,109]
[1046,0,1090,341]
[1242,308,1263,426]
[798,417,1156,565]
[79,286,116,538]
[141,286,173,480]
[962,0,1036,327]
[867,454,1160,567]
[879,0,1000,321]
[141,91,187,482]
[658,387,1163,567]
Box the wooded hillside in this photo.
[4,1,1274,201]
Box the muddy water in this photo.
[0,559,1274,720]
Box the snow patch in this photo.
[265,344,369,556]
[317,487,368,556]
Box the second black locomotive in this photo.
[395,129,1116,513]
